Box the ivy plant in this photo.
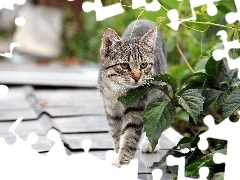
[118,57,240,179]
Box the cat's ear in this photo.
[140,26,157,52]
[101,28,122,56]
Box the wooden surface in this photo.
[0,61,98,87]
[0,60,182,179]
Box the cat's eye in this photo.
[120,63,130,69]
[140,62,148,69]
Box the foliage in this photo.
[118,1,240,178]
[119,57,240,179]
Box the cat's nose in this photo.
[131,69,141,82]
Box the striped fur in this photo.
[98,20,167,167]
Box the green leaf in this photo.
[204,75,221,89]
[180,72,207,87]
[178,136,200,150]
[151,149,185,168]
[185,149,226,178]
[143,98,176,151]
[156,84,169,95]
[169,64,191,82]
[177,89,205,124]
[205,57,222,78]
[118,84,156,108]
[202,89,224,108]
[177,137,192,150]
[221,60,239,85]
[153,74,178,93]
[215,92,227,109]
[201,5,207,13]
[222,88,240,119]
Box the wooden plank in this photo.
[62,132,114,150]
[0,86,43,121]
[35,89,104,106]
[30,135,54,152]
[15,114,52,136]
[1,135,54,152]
[0,114,52,137]
[0,108,41,121]
[52,115,109,133]
[43,106,105,117]
[158,134,177,150]
[35,89,105,116]
[0,61,99,87]
[1,86,34,100]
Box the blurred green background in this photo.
[61,0,238,69]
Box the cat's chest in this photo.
[107,81,129,98]
[102,82,129,113]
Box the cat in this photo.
[98,19,167,167]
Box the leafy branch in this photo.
[118,58,240,179]
[158,3,240,32]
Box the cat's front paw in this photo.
[140,139,160,153]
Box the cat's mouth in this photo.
[124,81,143,88]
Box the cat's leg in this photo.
[116,107,144,167]
[140,132,160,153]
[107,116,123,153]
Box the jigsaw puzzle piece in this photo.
[105,150,117,165]
[167,155,186,178]
[213,30,233,60]
[8,117,23,135]
[225,0,240,24]
[46,129,67,157]
[213,152,226,165]
[0,85,9,99]
[152,169,163,180]
[81,138,92,153]
[8,118,41,156]
[82,0,124,21]
[198,115,231,151]
[166,155,209,180]
[0,42,20,58]
[198,167,209,180]
[198,112,240,180]
[0,0,26,10]
[167,0,219,30]
[131,0,161,11]
[212,30,240,78]
[15,16,26,27]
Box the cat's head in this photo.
[100,26,157,88]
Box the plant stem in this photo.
[130,9,145,39]
[160,5,168,12]
[190,125,197,136]
[186,21,238,31]
[160,4,238,31]
[175,42,195,73]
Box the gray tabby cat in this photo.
[98,20,167,167]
